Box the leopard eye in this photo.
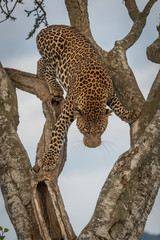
[106,109,109,114]
[75,108,82,116]
[78,109,82,115]
[83,128,88,133]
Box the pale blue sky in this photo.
[0,0,160,239]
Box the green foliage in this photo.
[0,226,9,239]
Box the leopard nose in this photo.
[83,135,101,148]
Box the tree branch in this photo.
[147,25,160,64]
[65,0,92,41]
[124,0,139,22]
[0,0,22,23]
[147,70,160,102]
[4,68,67,173]
[3,66,75,239]
[99,0,158,114]
[0,63,42,239]
[131,70,160,145]
[119,0,158,50]
[5,68,50,102]
[30,174,76,240]
[25,0,48,39]
[105,44,145,112]
[142,0,158,17]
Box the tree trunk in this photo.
[0,63,42,239]
[2,66,76,240]
[0,0,160,239]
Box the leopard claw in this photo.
[42,162,56,171]
[128,107,141,124]
[33,155,57,172]
[51,95,64,104]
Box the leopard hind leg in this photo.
[37,58,64,102]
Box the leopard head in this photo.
[74,91,112,148]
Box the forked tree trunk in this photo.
[0,0,160,239]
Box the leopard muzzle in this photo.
[83,134,101,148]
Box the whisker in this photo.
[69,138,84,152]
[101,140,116,152]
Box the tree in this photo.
[0,0,160,239]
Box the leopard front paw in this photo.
[49,86,64,99]
[51,95,64,104]
[54,88,64,98]
[127,107,141,123]
[33,153,57,172]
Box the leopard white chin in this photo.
[83,135,101,148]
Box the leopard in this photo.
[34,25,140,171]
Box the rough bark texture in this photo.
[77,94,160,240]
[0,63,42,240]
[147,25,160,64]
[0,0,160,239]
[4,67,75,239]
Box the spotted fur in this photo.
[35,25,140,170]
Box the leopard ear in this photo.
[105,109,113,116]
[74,107,82,116]
[74,102,83,118]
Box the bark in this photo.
[77,93,160,240]
[4,67,76,240]
[131,70,160,145]
[124,0,139,22]
[0,0,159,240]
[0,63,42,240]
[147,25,160,64]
